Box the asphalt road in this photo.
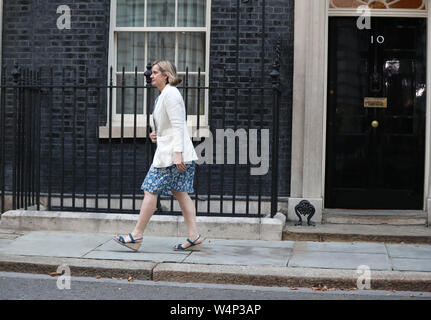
[0,271,430,301]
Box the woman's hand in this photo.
[174,152,186,172]
[150,131,157,143]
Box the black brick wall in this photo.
[2,0,112,199]
[3,0,109,72]
[209,0,293,197]
[1,0,293,208]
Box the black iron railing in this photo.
[0,58,281,218]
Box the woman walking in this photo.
[114,60,201,252]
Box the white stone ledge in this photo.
[0,210,286,241]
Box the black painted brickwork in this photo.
[209,0,293,198]
[1,0,293,203]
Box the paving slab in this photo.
[207,238,295,249]
[0,231,111,258]
[0,239,13,249]
[391,258,431,272]
[293,241,387,254]
[96,237,191,254]
[0,228,431,291]
[386,244,431,259]
[183,245,291,266]
[83,250,189,263]
[288,251,391,270]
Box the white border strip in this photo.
[425,0,431,210]
[329,8,427,17]
[0,0,3,83]
[322,0,329,208]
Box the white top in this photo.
[151,84,198,168]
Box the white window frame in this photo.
[101,0,211,138]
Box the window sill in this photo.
[98,125,211,139]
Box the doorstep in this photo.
[322,209,428,226]
[283,222,431,244]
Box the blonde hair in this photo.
[152,60,182,86]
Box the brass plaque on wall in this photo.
[364,97,387,108]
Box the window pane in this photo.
[148,33,175,64]
[181,75,205,115]
[117,32,146,72]
[117,0,145,27]
[178,0,206,27]
[147,0,175,27]
[178,33,206,72]
[116,74,145,115]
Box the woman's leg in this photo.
[172,190,201,245]
[116,191,158,242]
[133,191,158,235]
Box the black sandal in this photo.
[174,235,202,251]
[114,233,143,252]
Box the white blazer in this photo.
[151,84,198,168]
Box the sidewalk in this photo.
[1,228,431,292]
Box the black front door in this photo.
[325,17,427,210]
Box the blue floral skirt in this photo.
[141,162,195,196]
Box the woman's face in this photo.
[151,65,168,89]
